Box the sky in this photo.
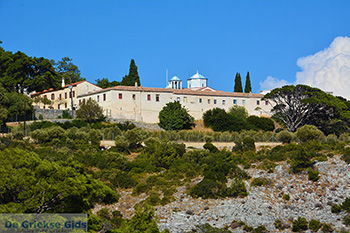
[1,0,350,97]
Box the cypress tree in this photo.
[244,72,252,93]
[121,59,141,86]
[234,72,243,92]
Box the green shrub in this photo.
[190,178,225,199]
[341,198,350,213]
[320,223,333,232]
[292,217,308,232]
[252,225,268,233]
[158,101,195,130]
[308,219,322,232]
[187,224,231,233]
[247,116,275,131]
[226,178,248,198]
[251,177,271,187]
[30,126,66,143]
[228,105,248,119]
[233,136,256,152]
[331,204,342,213]
[283,194,290,201]
[341,148,350,164]
[296,125,325,143]
[277,130,294,143]
[308,168,320,182]
[274,219,288,230]
[61,110,72,119]
[29,121,56,131]
[203,142,219,153]
[343,214,350,226]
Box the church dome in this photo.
[171,76,181,81]
[189,71,206,79]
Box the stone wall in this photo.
[34,107,74,119]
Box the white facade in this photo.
[78,86,272,123]
[31,81,101,110]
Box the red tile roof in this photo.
[78,85,264,98]
[31,80,99,97]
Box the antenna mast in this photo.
[166,69,169,87]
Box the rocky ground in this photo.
[156,155,350,232]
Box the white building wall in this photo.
[78,89,272,123]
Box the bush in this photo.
[274,219,288,230]
[203,108,250,132]
[308,168,320,182]
[341,148,350,164]
[233,136,256,152]
[29,121,56,131]
[292,217,308,232]
[277,130,294,143]
[331,204,342,213]
[228,105,248,119]
[203,142,219,153]
[343,214,350,226]
[341,198,350,213]
[158,101,195,130]
[226,178,248,198]
[308,219,322,232]
[247,116,275,131]
[283,194,290,201]
[30,126,66,143]
[76,98,104,122]
[320,223,333,232]
[251,177,271,187]
[190,178,225,199]
[296,125,325,143]
[61,110,72,119]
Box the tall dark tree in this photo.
[234,72,243,92]
[121,59,141,86]
[54,57,85,84]
[244,72,252,93]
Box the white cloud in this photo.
[259,76,290,91]
[260,36,350,99]
[296,36,350,99]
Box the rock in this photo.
[230,220,242,229]
[186,210,194,215]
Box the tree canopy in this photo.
[158,101,195,130]
[234,72,243,92]
[54,57,85,84]
[76,99,104,122]
[121,59,141,86]
[263,84,350,133]
[244,72,252,93]
[95,77,121,88]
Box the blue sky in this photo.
[1,0,350,93]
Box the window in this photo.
[156,94,160,102]
[59,94,62,100]
[65,103,67,108]
[257,100,260,105]
[65,93,67,99]
[214,99,217,104]
[51,94,54,100]
[43,95,47,99]
[222,100,225,105]
[69,92,72,98]
[79,100,81,105]
[233,99,237,105]
[147,94,151,101]
[242,100,246,105]
[97,95,100,102]
[208,99,211,104]
[73,91,75,98]
[199,98,202,103]
[132,94,136,100]
[103,94,106,101]
[58,104,60,110]
[176,97,180,101]
[183,97,187,103]
[119,93,123,99]
[265,100,269,105]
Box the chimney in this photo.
[135,82,138,87]
[61,77,65,88]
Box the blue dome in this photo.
[171,76,181,81]
[189,71,206,79]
